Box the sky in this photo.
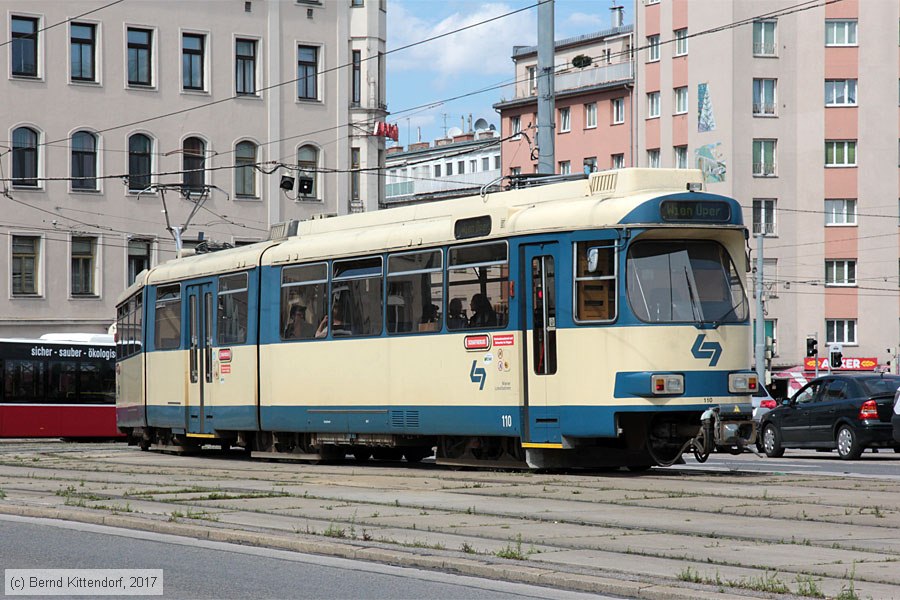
[385,0,634,147]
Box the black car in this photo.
[759,373,900,460]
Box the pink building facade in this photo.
[494,26,634,177]
[635,0,900,371]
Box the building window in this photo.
[674,146,688,169]
[71,131,98,191]
[350,147,360,202]
[826,260,856,286]
[647,35,660,61]
[71,237,97,296]
[612,98,625,124]
[236,38,257,95]
[527,65,537,92]
[433,164,442,178]
[584,103,597,128]
[559,160,570,175]
[297,45,318,100]
[445,162,453,176]
[494,155,501,169]
[127,28,152,86]
[583,157,597,173]
[511,115,521,139]
[11,16,39,77]
[647,149,660,168]
[753,78,776,115]
[753,20,776,56]
[826,20,857,46]
[127,239,151,286]
[826,319,856,345]
[752,139,776,176]
[825,199,857,226]
[470,159,477,173]
[458,160,465,174]
[510,167,521,176]
[297,145,318,199]
[825,141,856,167]
[611,154,624,169]
[352,0,364,6]
[647,92,660,118]
[70,23,96,82]
[674,28,688,56]
[480,157,488,171]
[753,199,776,235]
[12,127,38,187]
[234,141,257,197]
[11,235,39,295]
[674,87,688,115]
[351,49,361,105]
[128,134,152,192]
[182,137,206,193]
[825,79,857,106]
[559,107,570,132]
[182,33,205,90]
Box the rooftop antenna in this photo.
[441,113,449,137]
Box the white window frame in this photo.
[825,199,857,226]
[612,97,625,124]
[647,92,660,119]
[826,319,857,345]
[825,79,857,106]
[69,234,101,298]
[752,78,777,116]
[825,260,856,287]
[752,198,776,236]
[674,28,688,56]
[559,107,570,133]
[584,103,597,129]
[647,149,660,168]
[558,160,570,175]
[235,35,260,97]
[647,35,659,62]
[10,233,43,297]
[124,24,157,90]
[825,140,857,167]
[69,20,100,85]
[611,153,625,169]
[753,139,776,176]
[826,20,857,47]
[180,29,210,94]
[10,13,44,80]
[511,115,521,139]
[753,20,777,56]
[674,87,687,115]
[674,146,687,169]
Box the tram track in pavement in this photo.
[0,441,899,599]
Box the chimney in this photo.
[416,127,422,143]
[467,114,473,132]
[611,3,624,28]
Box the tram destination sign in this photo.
[660,200,731,223]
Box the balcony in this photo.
[513,62,633,99]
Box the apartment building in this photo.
[634,0,900,371]
[494,23,634,177]
[2,0,386,336]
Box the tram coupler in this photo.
[692,405,756,462]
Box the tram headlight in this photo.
[728,373,758,394]
[651,374,684,395]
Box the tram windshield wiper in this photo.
[712,295,746,328]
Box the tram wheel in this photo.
[403,447,433,463]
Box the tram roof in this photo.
[141,168,716,286]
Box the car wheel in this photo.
[836,426,862,460]
[762,424,784,458]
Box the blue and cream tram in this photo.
[116,168,757,469]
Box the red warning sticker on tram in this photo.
[464,335,491,350]
[492,334,515,347]
[218,349,232,362]
[221,364,232,374]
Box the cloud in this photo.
[388,2,534,81]
[562,11,607,34]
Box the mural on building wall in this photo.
[695,143,726,183]
[698,83,716,132]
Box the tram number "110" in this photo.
[501,414,513,428]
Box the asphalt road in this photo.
[681,447,900,478]
[0,515,613,600]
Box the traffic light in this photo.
[806,337,818,357]
[829,345,843,369]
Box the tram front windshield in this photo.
[626,240,747,324]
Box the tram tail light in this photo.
[651,374,683,395]
[729,373,758,393]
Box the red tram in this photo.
[0,334,121,438]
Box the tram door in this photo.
[522,243,561,444]
[185,282,214,435]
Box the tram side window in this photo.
[218,272,249,345]
[281,263,327,340]
[332,256,383,337]
[575,241,617,322]
[154,284,182,349]
[3,360,45,403]
[116,304,127,357]
[447,242,509,330]
[133,295,142,355]
[387,250,443,334]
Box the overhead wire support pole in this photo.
[755,234,766,385]
[536,0,555,174]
